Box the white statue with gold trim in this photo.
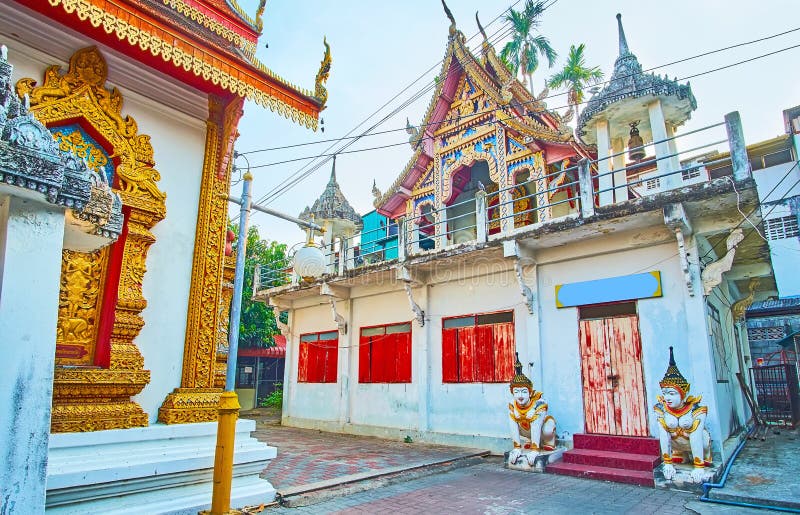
[507,354,557,469]
[654,347,713,483]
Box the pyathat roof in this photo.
[299,159,363,231]
[577,14,696,139]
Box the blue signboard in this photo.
[555,271,662,308]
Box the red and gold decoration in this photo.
[19,46,165,432]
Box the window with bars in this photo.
[682,167,702,181]
[298,330,339,383]
[441,311,515,383]
[764,216,799,240]
[645,177,661,190]
[359,322,412,383]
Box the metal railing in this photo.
[253,112,751,295]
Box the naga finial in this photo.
[475,11,488,42]
[254,0,267,31]
[441,0,456,36]
[314,37,332,108]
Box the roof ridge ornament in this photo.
[475,11,488,43]
[314,37,332,108]
[616,13,630,57]
[441,0,457,37]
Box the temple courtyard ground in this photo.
[244,410,792,514]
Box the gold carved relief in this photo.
[19,46,164,432]
[159,95,244,424]
[55,249,109,365]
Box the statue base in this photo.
[654,462,722,491]
[504,447,566,472]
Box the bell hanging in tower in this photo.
[627,121,646,161]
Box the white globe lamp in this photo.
[293,243,325,281]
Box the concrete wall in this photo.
[280,228,745,451]
[754,160,800,297]
[0,198,65,513]
[5,40,208,423]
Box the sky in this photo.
[233,0,800,246]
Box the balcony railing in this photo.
[254,112,750,292]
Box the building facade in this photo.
[256,11,775,485]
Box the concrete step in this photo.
[546,461,655,487]
[573,433,660,456]
[562,448,661,472]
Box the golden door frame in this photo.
[19,46,166,432]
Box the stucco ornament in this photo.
[507,354,557,470]
[654,347,713,483]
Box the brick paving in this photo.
[263,458,775,515]
[246,412,486,491]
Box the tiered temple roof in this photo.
[374,7,578,215]
[299,158,363,231]
[577,14,696,143]
[14,0,329,129]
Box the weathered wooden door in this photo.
[578,314,648,436]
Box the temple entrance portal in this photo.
[578,302,649,436]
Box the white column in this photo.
[665,125,682,181]
[323,225,335,274]
[596,119,614,206]
[648,99,678,190]
[339,298,353,425]
[416,285,431,432]
[612,137,627,203]
[0,197,65,514]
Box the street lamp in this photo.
[208,167,324,514]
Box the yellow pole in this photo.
[209,391,241,514]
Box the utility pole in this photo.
[208,168,322,514]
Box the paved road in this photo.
[264,458,777,515]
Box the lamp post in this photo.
[208,167,324,514]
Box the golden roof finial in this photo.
[314,37,331,108]
[475,11,488,42]
[441,0,457,36]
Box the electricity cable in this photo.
[238,25,800,157]
[253,0,558,206]
[247,42,800,173]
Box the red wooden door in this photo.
[578,315,648,436]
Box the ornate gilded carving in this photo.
[214,256,236,389]
[56,249,109,365]
[159,95,243,423]
[20,46,163,432]
[315,38,331,108]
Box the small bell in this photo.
[628,121,645,161]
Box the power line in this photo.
[238,25,800,157]
[253,0,557,206]
[245,42,800,172]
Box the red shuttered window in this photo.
[359,322,412,383]
[441,311,515,383]
[298,330,339,383]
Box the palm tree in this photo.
[546,44,604,116]
[499,0,557,93]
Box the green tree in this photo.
[546,43,604,113]
[499,0,557,93]
[230,223,289,348]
